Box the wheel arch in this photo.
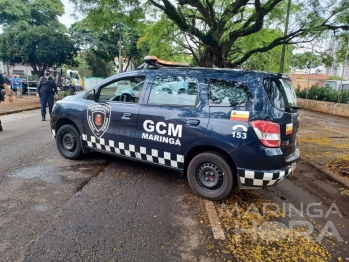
[184,145,237,180]
[55,118,80,135]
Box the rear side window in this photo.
[263,79,298,111]
[148,75,198,106]
[206,79,252,107]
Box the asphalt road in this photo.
[0,110,348,261]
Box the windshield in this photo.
[69,72,80,80]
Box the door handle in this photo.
[122,112,132,119]
[186,119,200,126]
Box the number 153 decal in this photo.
[232,124,248,139]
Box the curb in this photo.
[301,157,349,190]
[0,106,41,116]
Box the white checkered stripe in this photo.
[82,134,184,169]
[238,167,292,187]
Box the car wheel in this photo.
[187,152,234,201]
[56,124,83,160]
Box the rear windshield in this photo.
[263,78,298,111]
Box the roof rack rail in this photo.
[137,56,190,69]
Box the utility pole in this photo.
[306,44,314,99]
[338,35,349,102]
[118,35,123,73]
[114,24,123,74]
[279,0,291,73]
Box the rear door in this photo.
[135,73,209,170]
[263,78,300,161]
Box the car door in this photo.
[82,74,147,158]
[135,73,209,170]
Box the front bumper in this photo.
[51,128,56,139]
[237,162,296,189]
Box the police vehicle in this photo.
[50,56,300,200]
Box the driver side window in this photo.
[99,76,146,103]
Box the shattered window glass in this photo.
[206,79,252,107]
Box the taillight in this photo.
[251,120,281,148]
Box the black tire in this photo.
[56,124,83,160]
[187,152,234,201]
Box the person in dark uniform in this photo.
[36,69,58,121]
[0,73,14,131]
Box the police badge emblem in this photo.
[87,103,111,138]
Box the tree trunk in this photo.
[199,47,214,67]
[199,44,231,68]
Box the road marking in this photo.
[204,200,226,240]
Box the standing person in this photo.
[36,69,58,121]
[3,72,11,86]
[0,73,14,131]
[16,75,23,98]
[11,75,18,95]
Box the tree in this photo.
[0,22,79,76]
[80,50,115,77]
[0,0,30,26]
[238,28,293,72]
[290,52,322,70]
[0,0,64,27]
[72,0,349,68]
[69,20,148,71]
[0,0,75,76]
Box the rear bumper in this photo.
[237,163,296,189]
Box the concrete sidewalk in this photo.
[1,96,348,188]
[0,94,40,116]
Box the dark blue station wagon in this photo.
[50,56,300,200]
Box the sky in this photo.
[58,0,84,28]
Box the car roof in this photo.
[137,67,285,79]
[135,56,287,79]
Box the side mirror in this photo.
[84,89,97,101]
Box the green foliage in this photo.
[143,16,189,62]
[71,0,349,68]
[321,51,335,68]
[239,29,292,73]
[326,75,342,80]
[334,35,349,65]
[290,52,322,70]
[0,0,64,27]
[57,91,71,100]
[72,53,93,79]
[69,20,148,70]
[80,51,114,77]
[0,0,30,26]
[0,22,79,76]
[295,85,349,104]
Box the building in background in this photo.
[1,62,34,77]
[323,35,349,80]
